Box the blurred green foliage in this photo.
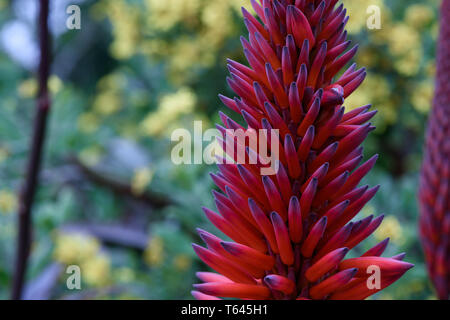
[0,0,440,299]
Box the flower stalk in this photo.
[11,0,51,300]
[419,0,450,301]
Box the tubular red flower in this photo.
[418,0,450,300]
[193,0,412,300]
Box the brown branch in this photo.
[11,0,51,300]
[69,157,176,209]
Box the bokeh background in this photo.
[0,0,440,299]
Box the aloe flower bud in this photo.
[419,0,450,301]
[193,0,412,300]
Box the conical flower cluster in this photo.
[419,0,450,301]
[192,0,412,300]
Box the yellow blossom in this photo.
[405,4,434,29]
[144,236,164,267]
[18,76,63,98]
[412,81,434,114]
[78,146,103,167]
[393,48,422,76]
[425,61,436,78]
[48,75,63,94]
[93,91,121,115]
[387,23,420,56]
[78,112,99,133]
[374,216,404,245]
[81,254,111,287]
[53,233,100,265]
[92,73,126,116]
[18,78,38,98]
[140,88,196,136]
[0,147,9,163]
[0,190,18,214]
[131,167,155,195]
[115,267,135,283]
[345,0,388,34]
[145,0,200,31]
[173,254,192,271]
[100,0,141,59]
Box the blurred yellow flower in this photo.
[92,73,126,116]
[78,146,103,167]
[78,112,99,133]
[345,0,387,34]
[228,0,252,13]
[387,23,420,56]
[115,267,135,283]
[145,0,200,31]
[53,233,100,265]
[173,254,192,271]
[103,0,140,59]
[379,293,394,300]
[0,190,17,214]
[81,254,111,287]
[430,22,439,40]
[140,88,196,136]
[93,91,121,116]
[131,167,155,195]
[356,47,378,68]
[361,204,376,217]
[18,76,63,98]
[412,81,434,114]
[374,216,404,245]
[425,61,436,78]
[393,48,422,76]
[202,1,234,44]
[144,236,164,267]
[0,147,9,163]
[48,75,63,94]
[405,4,434,29]
[18,78,38,98]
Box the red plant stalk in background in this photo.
[418,0,450,301]
[192,0,412,300]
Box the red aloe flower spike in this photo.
[418,0,450,300]
[193,0,412,300]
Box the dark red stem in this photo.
[11,0,51,300]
